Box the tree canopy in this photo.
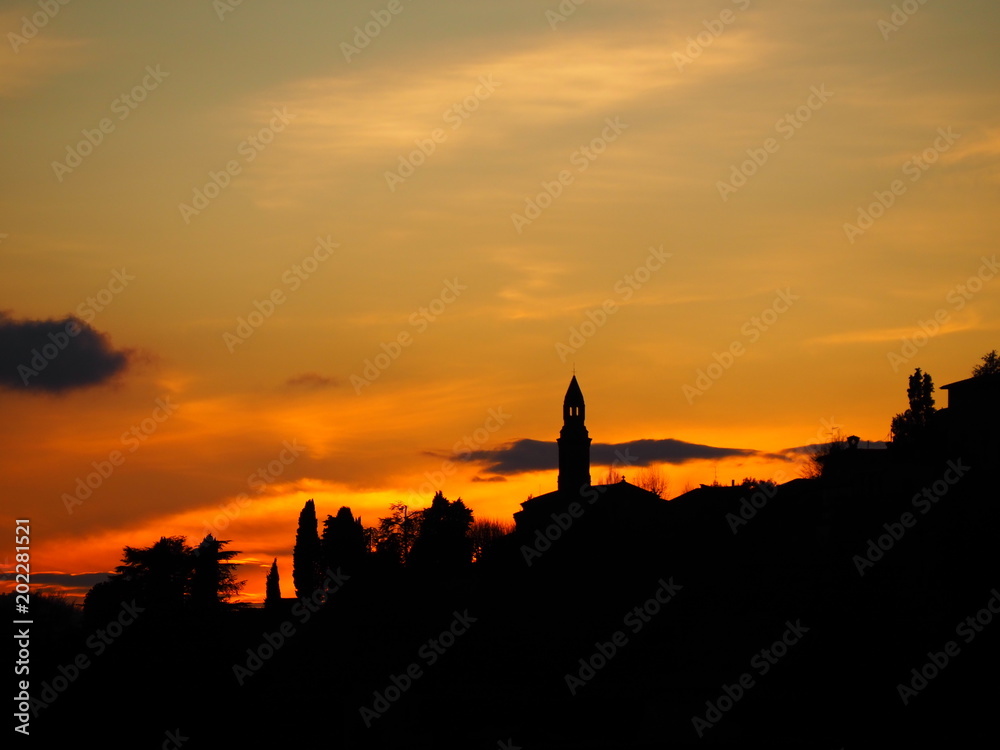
[265,558,281,610]
[293,499,323,599]
[890,368,937,446]
[408,492,474,572]
[191,534,244,611]
[972,349,1000,377]
[322,506,367,576]
[84,534,243,619]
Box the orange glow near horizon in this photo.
[2,1,998,605]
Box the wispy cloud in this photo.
[0,14,91,98]
[284,372,341,390]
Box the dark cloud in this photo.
[471,475,507,483]
[458,438,763,476]
[0,312,131,394]
[776,441,888,459]
[284,372,341,389]
[0,570,109,600]
[24,571,112,589]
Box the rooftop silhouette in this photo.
[15,364,1000,747]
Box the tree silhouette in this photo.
[972,349,1000,377]
[740,476,776,490]
[87,535,244,616]
[190,534,244,611]
[801,430,845,479]
[265,558,281,610]
[374,502,422,567]
[114,536,193,611]
[293,499,323,599]
[83,576,136,624]
[601,465,624,484]
[408,492,474,572]
[890,368,937,446]
[322,506,367,576]
[469,518,514,563]
[635,467,669,498]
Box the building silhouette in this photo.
[940,372,1000,462]
[514,376,664,535]
[557,374,591,494]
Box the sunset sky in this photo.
[2,0,998,603]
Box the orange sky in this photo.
[2,0,998,603]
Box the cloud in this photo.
[807,310,980,346]
[2,570,112,598]
[0,312,131,394]
[777,441,887,460]
[0,22,91,98]
[233,24,733,207]
[458,437,763,476]
[284,372,341,390]
[24,571,112,589]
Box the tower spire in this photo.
[557,375,591,494]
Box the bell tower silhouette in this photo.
[557,375,592,494]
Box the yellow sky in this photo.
[2,0,998,601]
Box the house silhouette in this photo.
[513,376,665,536]
[940,372,1000,461]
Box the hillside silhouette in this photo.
[20,356,1000,748]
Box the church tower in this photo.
[557,375,592,494]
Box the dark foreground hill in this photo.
[21,448,1000,748]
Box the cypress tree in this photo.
[293,499,322,599]
[265,558,281,610]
